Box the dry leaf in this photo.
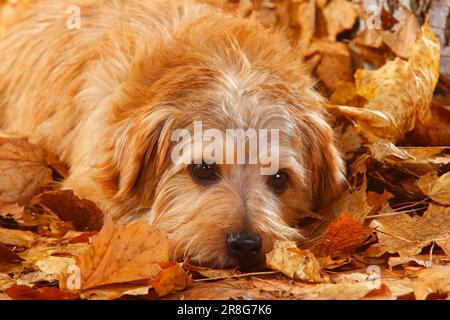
[313,214,374,256]
[416,172,450,205]
[309,40,354,92]
[322,0,358,41]
[32,190,103,231]
[0,227,36,247]
[290,0,315,46]
[366,190,394,215]
[151,263,192,297]
[6,284,79,300]
[266,241,328,282]
[381,8,420,59]
[319,178,372,223]
[0,272,15,291]
[0,137,54,205]
[336,22,440,143]
[413,266,450,300]
[76,218,169,290]
[367,203,450,257]
[0,243,23,264]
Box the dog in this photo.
[0,0,345,268]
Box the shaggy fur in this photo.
[0,0,345,267]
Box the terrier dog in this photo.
[0,0,345,268]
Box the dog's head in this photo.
[95,16,346,268]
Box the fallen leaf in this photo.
[0,227,36,247]
[0,272,15,291]
[0,243,23,264]
[336,22,440,143]
[6,284,79,300]
[266,241,328,282]
[313,214,374,256]
[366,190,394,215]
[0,137,54,205]
[322,0,358,41]
[32,190,103,231]
[152,263,192,297]
[416,172,450,205]
[319,178,372,223]
[413,265,450,300]
[381,8,420,59]
[309,40,354,92]
[290,0,315,46]
[367,203,450,257]
[76,218,169,290]
[80,284,152,300]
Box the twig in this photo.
[194,271,279,282]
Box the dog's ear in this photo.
[111,108,178,205]
[289,92,346,209]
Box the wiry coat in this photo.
[0,0,345,267]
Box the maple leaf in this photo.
[0,227,36,248]
[6,284,79,300]
[32,190,103,231]
[416,172,450,205]
[0,243,23,265]
[413,266,450,300]
[335,22,440,143]
[76,218,169,290]
[0,137,54,206]
[366,203,450,257]
[151,263,192,297]
[322,0,358,41]
[266,241,329,282]
[312,214,374,256]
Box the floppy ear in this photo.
[110,107,178,206]
[289,92,346,209]
[306,114,346,208]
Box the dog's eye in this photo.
[267,172,289,194]
[190,162,219,184]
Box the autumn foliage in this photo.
[0,0,449,300]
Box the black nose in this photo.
[226,231,262,265]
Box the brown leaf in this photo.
[0,243,23,264]
[6,284,79,300]
[0,137,54,205]
[313,214,374,256]
[367,203,450,257]
[290,0,315,46]
[413,266,450,300]
[366,190,394,215]
[319,178,372,223]
[322,0,358,41]
[369,142,450,176]
[416,172,450,205]
[309,40,354,92]
[0,272,15,291]
[381,8,420,59]
[266,241,329,282]
[336,22,440,143]
[32,190,103,231]
[0,227,36,247]
[151,263,192,297]
[77,218,169,290]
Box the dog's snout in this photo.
[226,231,262,266]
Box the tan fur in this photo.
[0,0,345,267]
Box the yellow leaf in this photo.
[367,203,450,257]
[266,241,329,282]
[416,172,450,205]
[336,22,440,143]
[76,218,169,290]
